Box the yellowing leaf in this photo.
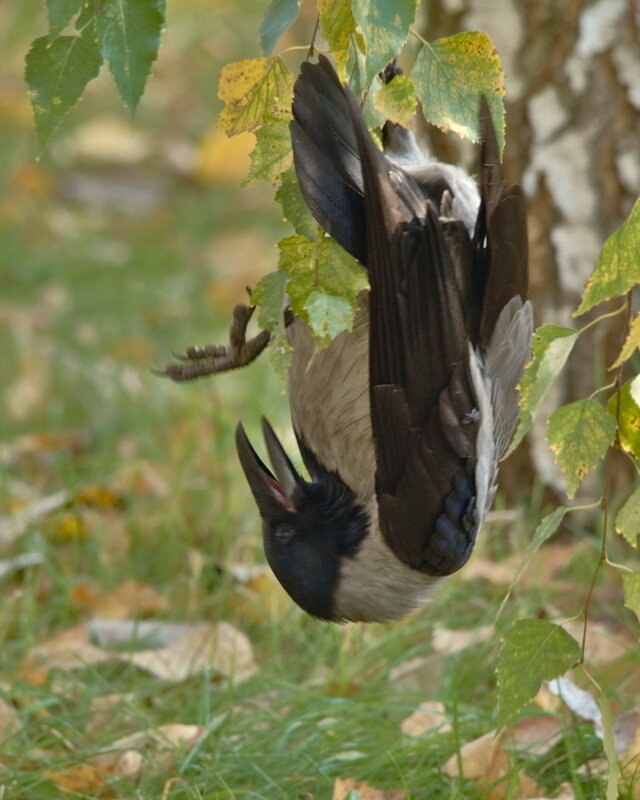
[279,234,368,346]
[218,57,294,137]
[352,0,418,84]
[547,398,616,498]
[412,31,505,154]
[623,571,640,626]
[608,380,640,461]
[611,313,640,369]
[372,74,417,127]
[244,112,293,185]
[616,487,640,547]
[576,197,640,315]
[318,0,356,77]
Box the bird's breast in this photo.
[287,291,374,503]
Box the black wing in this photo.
[291,59,528,577]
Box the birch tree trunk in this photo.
[417,0,640,499]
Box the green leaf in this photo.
[623,571,640,623]
[611,313,640,369]
[372,74,416,127]
[218,57,294,137]
[616,487,640,547]
[251,271,291,380]
[511,507,570,588]
[244,112,293,185]
[25,28,102,154]
[352,0,418,85]
[260,0,301,55]
[547,398,616,499]
[279,234,368,346]
[47,0,84,38]
[495,506,572,622]
[275,168,317,240]
[506,325,578,456]
[576,197,640,316]
[318,0,356,75]
[412,31,505,154]
[95,0,164,113]
[608,379,640,461]
[497,619,581,725]
[304,291,353,340]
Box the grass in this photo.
[1,4,638,799]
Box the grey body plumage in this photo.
[236,56,533,623]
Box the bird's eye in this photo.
[274,523,296,543]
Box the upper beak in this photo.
[235,418,304,518]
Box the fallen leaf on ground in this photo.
[122,621,256,682]
[332,776,404,799]
[461,552,521,584]
[432,624,493,654]
[0,552,43,579]
[546,678,602,737]
[24,624,111,678]
[0,490,70,548]
[561,619,634,665]
[86,580,167,619]
[388,655,442,693]
[401,701,451,737]
[443,730,540,800]
[45,764,112,797]
[94,724,204,779]
[509,714,564,755]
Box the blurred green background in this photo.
[0,3,634,798]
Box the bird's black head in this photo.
[235,418,368,621]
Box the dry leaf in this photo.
[533,683,564,714]
[615,708,640,757]
[443,731,540,800]
[88,580,167,619]
[75,486,125,510]
[25,624,111,675]
[45,764,112,797]
[0,490,70,548]
[546,678,602,737]
[94,724,205,779]
[510,714,564,756]
[123,621,256,682]
[461,554,521,585]
[400,701,451,737]
[432,624,492,655]
[332,776,405,800]
[561,619,633,665]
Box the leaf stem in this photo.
[577,300,627,336]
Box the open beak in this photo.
[235,417,304,518]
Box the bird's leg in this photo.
[156,303,271,382]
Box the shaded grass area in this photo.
[0,5,637,799]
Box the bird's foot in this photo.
[155,303,271,382]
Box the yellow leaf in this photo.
[195,128,254,184]
[218,57,294,137]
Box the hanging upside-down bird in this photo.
[164,56,533,623]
